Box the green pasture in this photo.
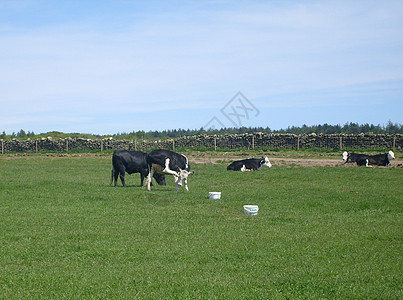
[0,155,402,299]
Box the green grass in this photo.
[0,155,402,298]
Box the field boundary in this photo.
[1,133,401,154]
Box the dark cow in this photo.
[146,149,194,191]
[111,150,166,187]
[356,151,395,167]
[342,151,369,164]
[227,156,272,171]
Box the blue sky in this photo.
[1,0,402,134]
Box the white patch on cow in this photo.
[241,165,252,172]
[162,158,180,177]
[342,151,348,162]
[181,153,189,170]
[365,159,372,168]
[388,151,395,160]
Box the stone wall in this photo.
[0,133,401,154]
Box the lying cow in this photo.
[111,150,166,187]
[342,151,368,164]
[356,150,395,167]
[227,156,272,171]
[146,149,194,191]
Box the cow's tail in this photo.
[111,168,115,185]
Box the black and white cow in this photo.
[111,150,166,187]
[146,149,194,191]
[356,151,395,167]
[342,151,369,164]
[227,156,272,171]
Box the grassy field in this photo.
[0,154,402,298]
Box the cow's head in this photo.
[178,169,194,181]
[388,150,395,160]
[261,156,272,168]
[154,172,166,185]
[174,169,194,190]
[342,151,348,162]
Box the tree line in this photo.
[1,121,401,141]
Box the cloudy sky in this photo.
[1,0,402,134]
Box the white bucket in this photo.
[209,192,221,199]
[243,205,259,215]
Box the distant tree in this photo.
[16,129,27,138]
[385,121,401,134]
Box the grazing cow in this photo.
[111,150,166,187]
[227,156,272,171]
[146,149,194,191]
[342,151,369,164]
[356,150,395,167]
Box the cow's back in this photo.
[113,150,147,172]
[227,161,239,170]
[368,153,389,166]
[227,159,246,171]
[147,149,189,171]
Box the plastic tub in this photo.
[209,192,221,199]
[243,205,259,215]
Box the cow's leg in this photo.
[176,173,183,186]
[140,173,145,187]
[111,169,120,186]
[172,175,180,190]
[114,170,119,186]
[120,173,126,187]
[141,169,153,187]
[147,168,154,191]
[174,177,180,191]
[184,177,189,191]
[114,165,126,187]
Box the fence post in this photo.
[35,140,38,153]
[100,140,103,152]
[173,139,175,150]
[1,140,3,154]
[214,138,217,151]
[135,139,137,150]
[66,139,69,152]
[252,135,255,149]
[393,136,396,152]
[297,136,300,150]
[339,136,343,150]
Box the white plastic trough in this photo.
[209,192,221,199]
[243,205,259,215]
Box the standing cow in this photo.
[227,156,272,171]
[111,150,166,187]
[146,149,194,191]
